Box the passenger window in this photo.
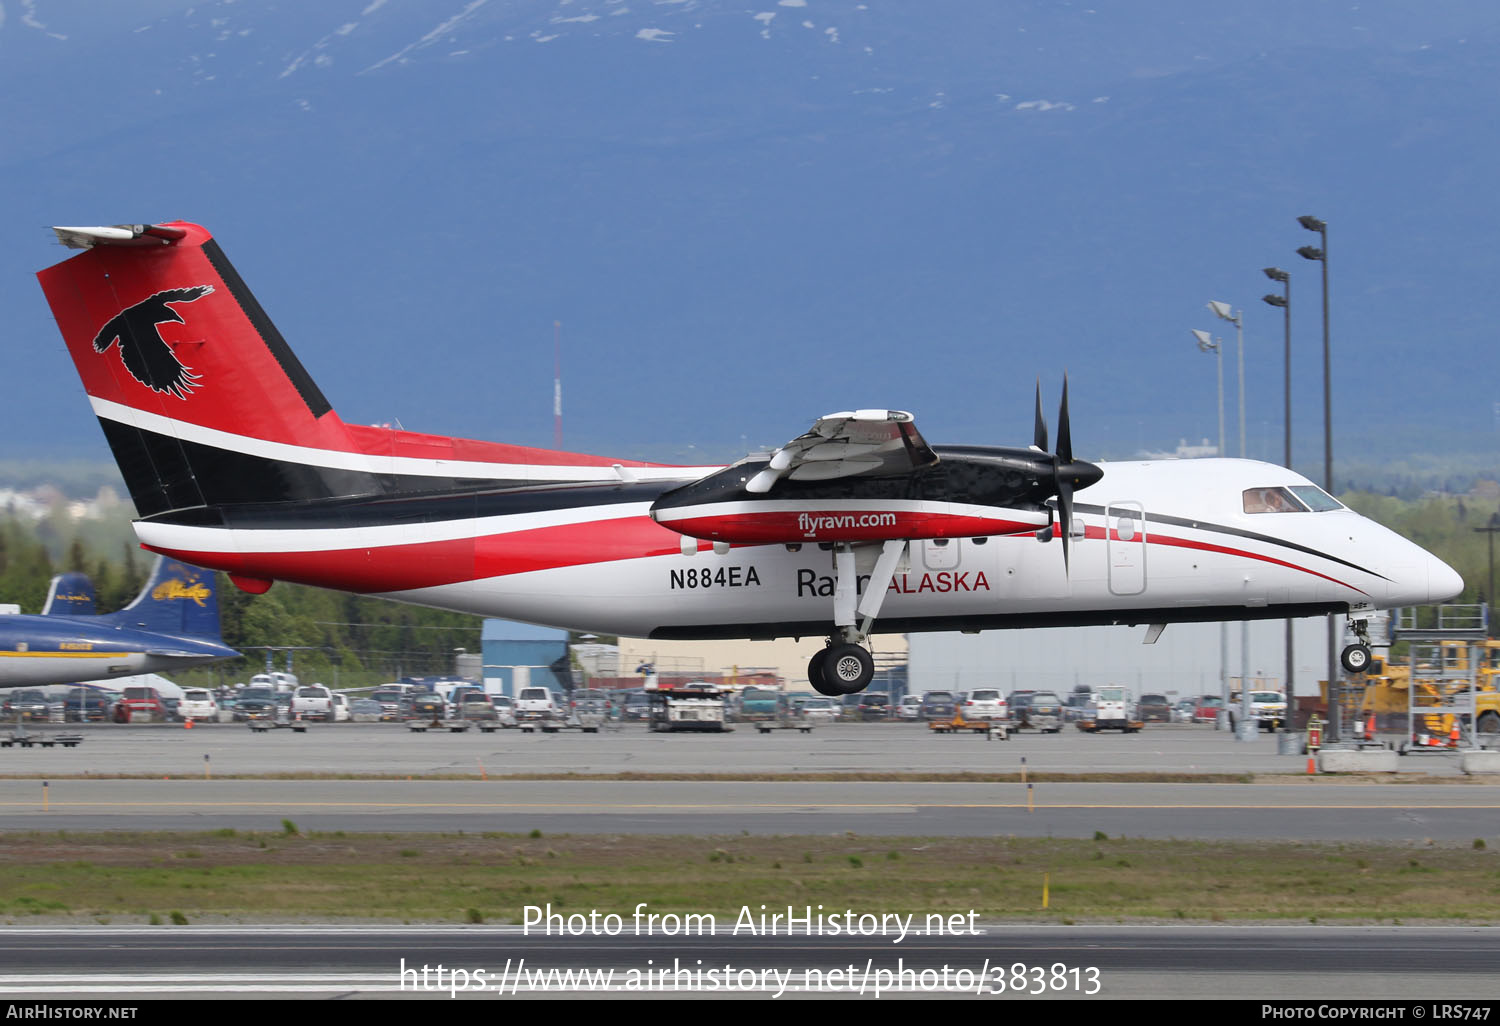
[1242,487,1308,514]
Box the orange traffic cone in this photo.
[183,719,193,730]
[1450,722,1461,748]
[1365,712,1376,741]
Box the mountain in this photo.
[5,0,1498,475]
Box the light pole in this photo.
[1297,214,1339,739]
[1476,513,1500,637]
[1209,301,1254,741]
[1193,328,1231,731]
[1263,268,1295,737]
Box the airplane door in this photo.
[1107,502,1146,596]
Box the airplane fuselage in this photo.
[0,620,233,688]
[130,455,1460,641]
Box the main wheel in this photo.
[1340,643,1373,675]
[823,643,874,694]
[808,650,841,697]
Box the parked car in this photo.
[919,691,957,721]
[736,687,780,722]
[2,690,53,722]
[407,691,448,721]
[349,698,384,722]
[896,694,923,721]
[489,694,518,727]
[1137,693,1173,723]
[619,691,652,722]
[65,688,118,722]
[1063,688,1094,722]
[370,684,414,721]
[798,697,839,723]
[960,688,1008,721]
[1010,690,1063,732]
[113,686,169,723]
[234,684,279,721]
[1192,695,1224,724]
[452,689,497,725]
[1172,698,1198,723]
[855,692,892,721]
[329,692,352,722]
[178,688,220,722]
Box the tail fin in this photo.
[41,573,96,616]
[99,556,225,642]
[36,223,365,518]
[38,223,657,521]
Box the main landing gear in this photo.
[1340,615,1374,675]
[807,539,908,697]
[808,643,875,696]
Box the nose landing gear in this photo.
[1340,616,1375,675]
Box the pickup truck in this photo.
[1228,690,1287,733]
[289,685,334,721]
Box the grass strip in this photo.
[0,829,1494,925]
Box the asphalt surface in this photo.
[0,721,1491,840]
[0,717,1470,777]
[0,925,1496,1000]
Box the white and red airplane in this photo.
[36,222,1463,696]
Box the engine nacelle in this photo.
[649,501,1049,544]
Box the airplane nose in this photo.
[1427,556,1465,604]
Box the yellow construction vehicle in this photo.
[1323,639,1500,744]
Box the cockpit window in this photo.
[1287,485,1344,512]
[1242,487,1309,514]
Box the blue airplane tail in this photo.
[101,557,225,642]
[41,573,96,616]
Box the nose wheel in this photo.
[808,642,875,696]
[1340,643,1373,675]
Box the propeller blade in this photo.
[1033,377,1048,452]
[1057,480,1074,574]
[1056,373,1073,467]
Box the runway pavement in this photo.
[0,722,1491,841]
[0,718,1470,777]
[0,924,1496,1000]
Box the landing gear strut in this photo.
[1341,616,1374,675]
[811,539,906,696]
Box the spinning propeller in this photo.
[1032,375,1103,572]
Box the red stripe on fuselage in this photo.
[144,516,686,593]
[1073,523,1367,595]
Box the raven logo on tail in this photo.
[91,286,214,399]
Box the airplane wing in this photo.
[745,410,937,493]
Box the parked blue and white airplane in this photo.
[0,557,239,687]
